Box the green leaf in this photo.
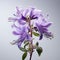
[22,52,27,60]
[24,42,29,48]
[24,40,29,44]
[20,47,27,52]
[36,42,39,46]
[36,47,43,56]
[32,32,39,36]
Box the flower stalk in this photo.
[27,17,33,60]
[8,7,53,60]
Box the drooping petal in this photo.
[44,31,53,39]
[30,8,35,19]
[12,31,20,35]
[8,17,18,22]
[39,34,43,40]
[16,7,23,17]
[38,18,52,27]
[31,9,42,19]
[25,33,31,40]
[35,19,52,39]
[17,42,22,48]
[43,22,52,27]
[23,8,29,17]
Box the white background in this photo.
[0,0,60,60]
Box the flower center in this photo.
[25,15,30,23]
[26,15,30,20]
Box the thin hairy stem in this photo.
[27,17,33,60]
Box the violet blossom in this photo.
[10,23,31,48]
[9,7,53,46]
[8,7,42,24]
[9,7,53,60]
[35,18,53,40]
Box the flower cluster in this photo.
[9,7,53,60]
[9,7,53,47]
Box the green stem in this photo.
[30,50,33,60]
[28,18,33,60]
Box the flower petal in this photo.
[39,34,43,40]
[23,9,29,17]
[8,17,18,22]
[12,31,20,35]
[43,22,52,27]
[17,42,22,48]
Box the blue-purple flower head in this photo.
[10,23,31,48]
[35,18,53,40]
[9,7,53,48]
[8,7,42,24]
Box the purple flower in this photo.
[8,7,42,24]
[9,7,42,48]
[9,7,53,48]
[11,24,31,48]
[35,18,53,40]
